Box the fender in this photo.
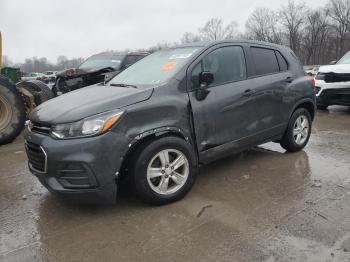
[288,97,316,121]
[117,126,195,177]
[128,126,192,149]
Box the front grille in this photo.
[31,122,51,136]
[25,141,47,173]
[317,72,350,83]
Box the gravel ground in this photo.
[1,106,350,262]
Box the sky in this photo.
[1,0,329,64]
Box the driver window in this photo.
[191,46,247,89]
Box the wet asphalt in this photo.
[1,106,350,262]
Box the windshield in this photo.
[109,47,200,86]
[337,52,350,64]
[79,54,124,70]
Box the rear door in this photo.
[247,46,292,135]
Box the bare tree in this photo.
[10,0,350,69]
[328,0,350,58]
[302,8,330,64]
[246,8,283,44]
[199,18,238,41]
[280,0,306,56]
[56,56,84,70]
[180,32,202,44]
[146,41,174,53]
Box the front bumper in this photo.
[314,80,350,106]
[24,128,131,204]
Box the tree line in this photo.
[4,0,350,73]
[3,55,85,74]
[245,0,350,65]
[178,0,350,65]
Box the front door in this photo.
[188,45,263,157]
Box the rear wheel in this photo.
[280,108,312,152]
[0,76,26,145]
[130,136,197,205]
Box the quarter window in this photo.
[251,47,279,75]
[276,51,288,71]
[191,46,247,88]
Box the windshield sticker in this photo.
[111,60,121,63]
[161,61,177,71]
[169,49,197,59]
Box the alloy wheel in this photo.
[147,149,189,195]
[293,115,309,145]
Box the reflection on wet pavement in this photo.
[1,106,350,261]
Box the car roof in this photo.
[93,51,149,57]
[171,39,290,51]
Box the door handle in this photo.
[285,76,294,83]
[242,89,255,97]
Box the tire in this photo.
[0,76,26,145]
[280,108,312,152]
[130,136,197,205]
[317,104,328,110]
[17,80,54,106]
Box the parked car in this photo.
[21,72,44,81]
[52,51,149,95]
[314,51,350,109]
[24,40,316,205]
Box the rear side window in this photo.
[191,46,247,88]
[251,47,279,75]
[275,51,288,71]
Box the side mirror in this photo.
[199,72,214,88]
[329,60,337,65]
[195,72,213,101]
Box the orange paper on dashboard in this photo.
[161,61,177,71]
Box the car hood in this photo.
[318,64,350,74]
[30,84,153,124]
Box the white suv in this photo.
[314,52,350,109]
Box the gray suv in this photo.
[24,40,316,205]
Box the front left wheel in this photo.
[130,136,197,205]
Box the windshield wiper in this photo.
[109,83,138,88]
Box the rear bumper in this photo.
[24,128,131,204]
[314,80,350,106]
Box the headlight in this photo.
[50,110,124,139]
